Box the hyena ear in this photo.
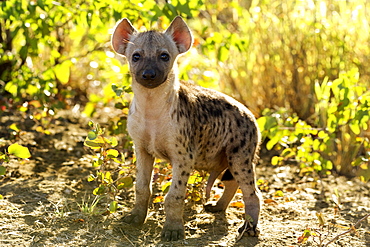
[111,18,138,56]
[164,16,193,54]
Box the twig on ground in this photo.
[324,213,370,247]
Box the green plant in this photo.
[78,194,106,216]
[84,120,134,214]
[258,69,370,179]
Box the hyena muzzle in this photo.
[111,16,262,241]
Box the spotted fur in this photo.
[111,16,262,241]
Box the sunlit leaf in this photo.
[284,197,295,202]
[9,123,20,132]
[263,199,278,205]
[92,158,103,167]
[83,102,96,118]
[230,201,244,208]
[54,61,71,84]
[218,45,229,62]
[271,156,283,165]
[162,181,171,193]
[266,131,283,150]
[349,121,361,135]
[84,136,105,149]
[8,143,31,159]
[316,212,325,226]
[108,137,118,147]
[274,190,284,197]
[87,175,95,182]
[106,149,119,158]
[153,196,164,203]
[297,228,311,244]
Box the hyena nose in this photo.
[142,69,156,80]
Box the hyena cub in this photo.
[111,16,262,241]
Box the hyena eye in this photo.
[132,53,141,62]
[160,53,170,62]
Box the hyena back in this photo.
[111,16,261,241]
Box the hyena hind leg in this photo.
[231,165,261,237]
[204,169,238,212]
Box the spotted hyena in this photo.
[111,16,262,241]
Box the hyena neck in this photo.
[130,69,179,120]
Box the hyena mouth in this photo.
[136,75,168,89]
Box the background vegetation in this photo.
[1,0,369,211]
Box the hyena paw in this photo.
[204,203,225,213]
[238,222,260,237]
[161,223,185,241]
[122,211,146,226]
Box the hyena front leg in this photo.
[161,160,192,241]
[123,146,154,226]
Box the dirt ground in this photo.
[0,110,369,247]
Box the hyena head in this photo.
[111,16,193,89]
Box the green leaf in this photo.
[109,201,118,213]
[0,166,6,176]
[114,102,125,109]
[87,131,97,140]
[8,143,31,159]
[117,177,133,188]
[19,46,28,61]
[93,185,106,195]
[108,137,118,147]
[112,84,123,97]
[257,116,278,132]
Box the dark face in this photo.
[131,50,170,88]
[126,31,179,89]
